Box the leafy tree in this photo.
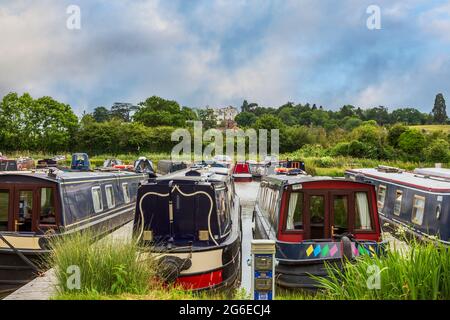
[343,117,363,131]
[92,106,110,122]
[235,111,257,127]
[111,103,137,122]
[391,108,426,125]
[364,106,390,125]
[339,105,356,119]
[424,139,450,163]
[0,93,77,152]
[432,93,448,124]
[387,123,408,147]
[134,96,195,127]
[197,108,217,130]
[280,126,312,152]
[241,100,249,113]
[277,107,296,126]
[254,114,285,130]
[398,129,426,157]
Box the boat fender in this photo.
[158,256,192,283]
[341,236,353,261]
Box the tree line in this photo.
[0,91,448,163]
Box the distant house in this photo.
[213,106,239,128]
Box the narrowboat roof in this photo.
[0,169,146,183]
[263,174,363,186]
[347,168,450,193]
[150,168,229,184]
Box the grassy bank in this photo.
[47,230,450,300]
[279,241,450,300]
[46,231,248,300]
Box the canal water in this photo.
[234,181,261,294]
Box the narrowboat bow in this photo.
[134,167,242,291]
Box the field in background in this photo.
[410,125,450,133]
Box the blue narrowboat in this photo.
[346,166,450,245]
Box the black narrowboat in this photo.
[253,174,385,289]
[0,169,147,295]
[134,167,242,291]
[157,160,189,175]
[346,166,450,245]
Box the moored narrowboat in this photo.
[157,160,189,175]
[346,166,450,244]
[232,162,252,182]
[0,167,147,295]
[134,167,242,291]
[253,174,385,289]
[274,160,306,175]
[0,157,35,172]
[247,160,266,180]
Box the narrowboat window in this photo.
[394,190,403,216]
[377,185,387,209]
[39,188,56,225]
[286,192,303,230]
[436,204,441,220]
[355,192,372,230]
[412,195,425,225]
[105,185,115,209]
[92,187,103,213]
[216,189,230,233]
[122,183,130,204]
[18,191,33,229]
[310,196,325,224]
[333,195,348,231]
[0,190,9,231]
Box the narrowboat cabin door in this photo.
[285,187,376,241]
[0,184,58,233]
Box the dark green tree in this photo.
[432,93,448,124]
[92,106,110,122]
[235,111,257,127]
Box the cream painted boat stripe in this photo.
[0,235,41,250]
[149,248,224,274]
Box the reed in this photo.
[314,240,450,300]
[45,231,156,296]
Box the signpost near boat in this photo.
[251,239,275,300]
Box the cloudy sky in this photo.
[0,0,449,114]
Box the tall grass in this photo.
[314,241,450,300]
[46,231,156,296]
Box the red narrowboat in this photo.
[232,162,252,182]
[253,174,386,289]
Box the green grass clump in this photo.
[47,231,247,300]
[46,231,156,297]
[314,241,450,300]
